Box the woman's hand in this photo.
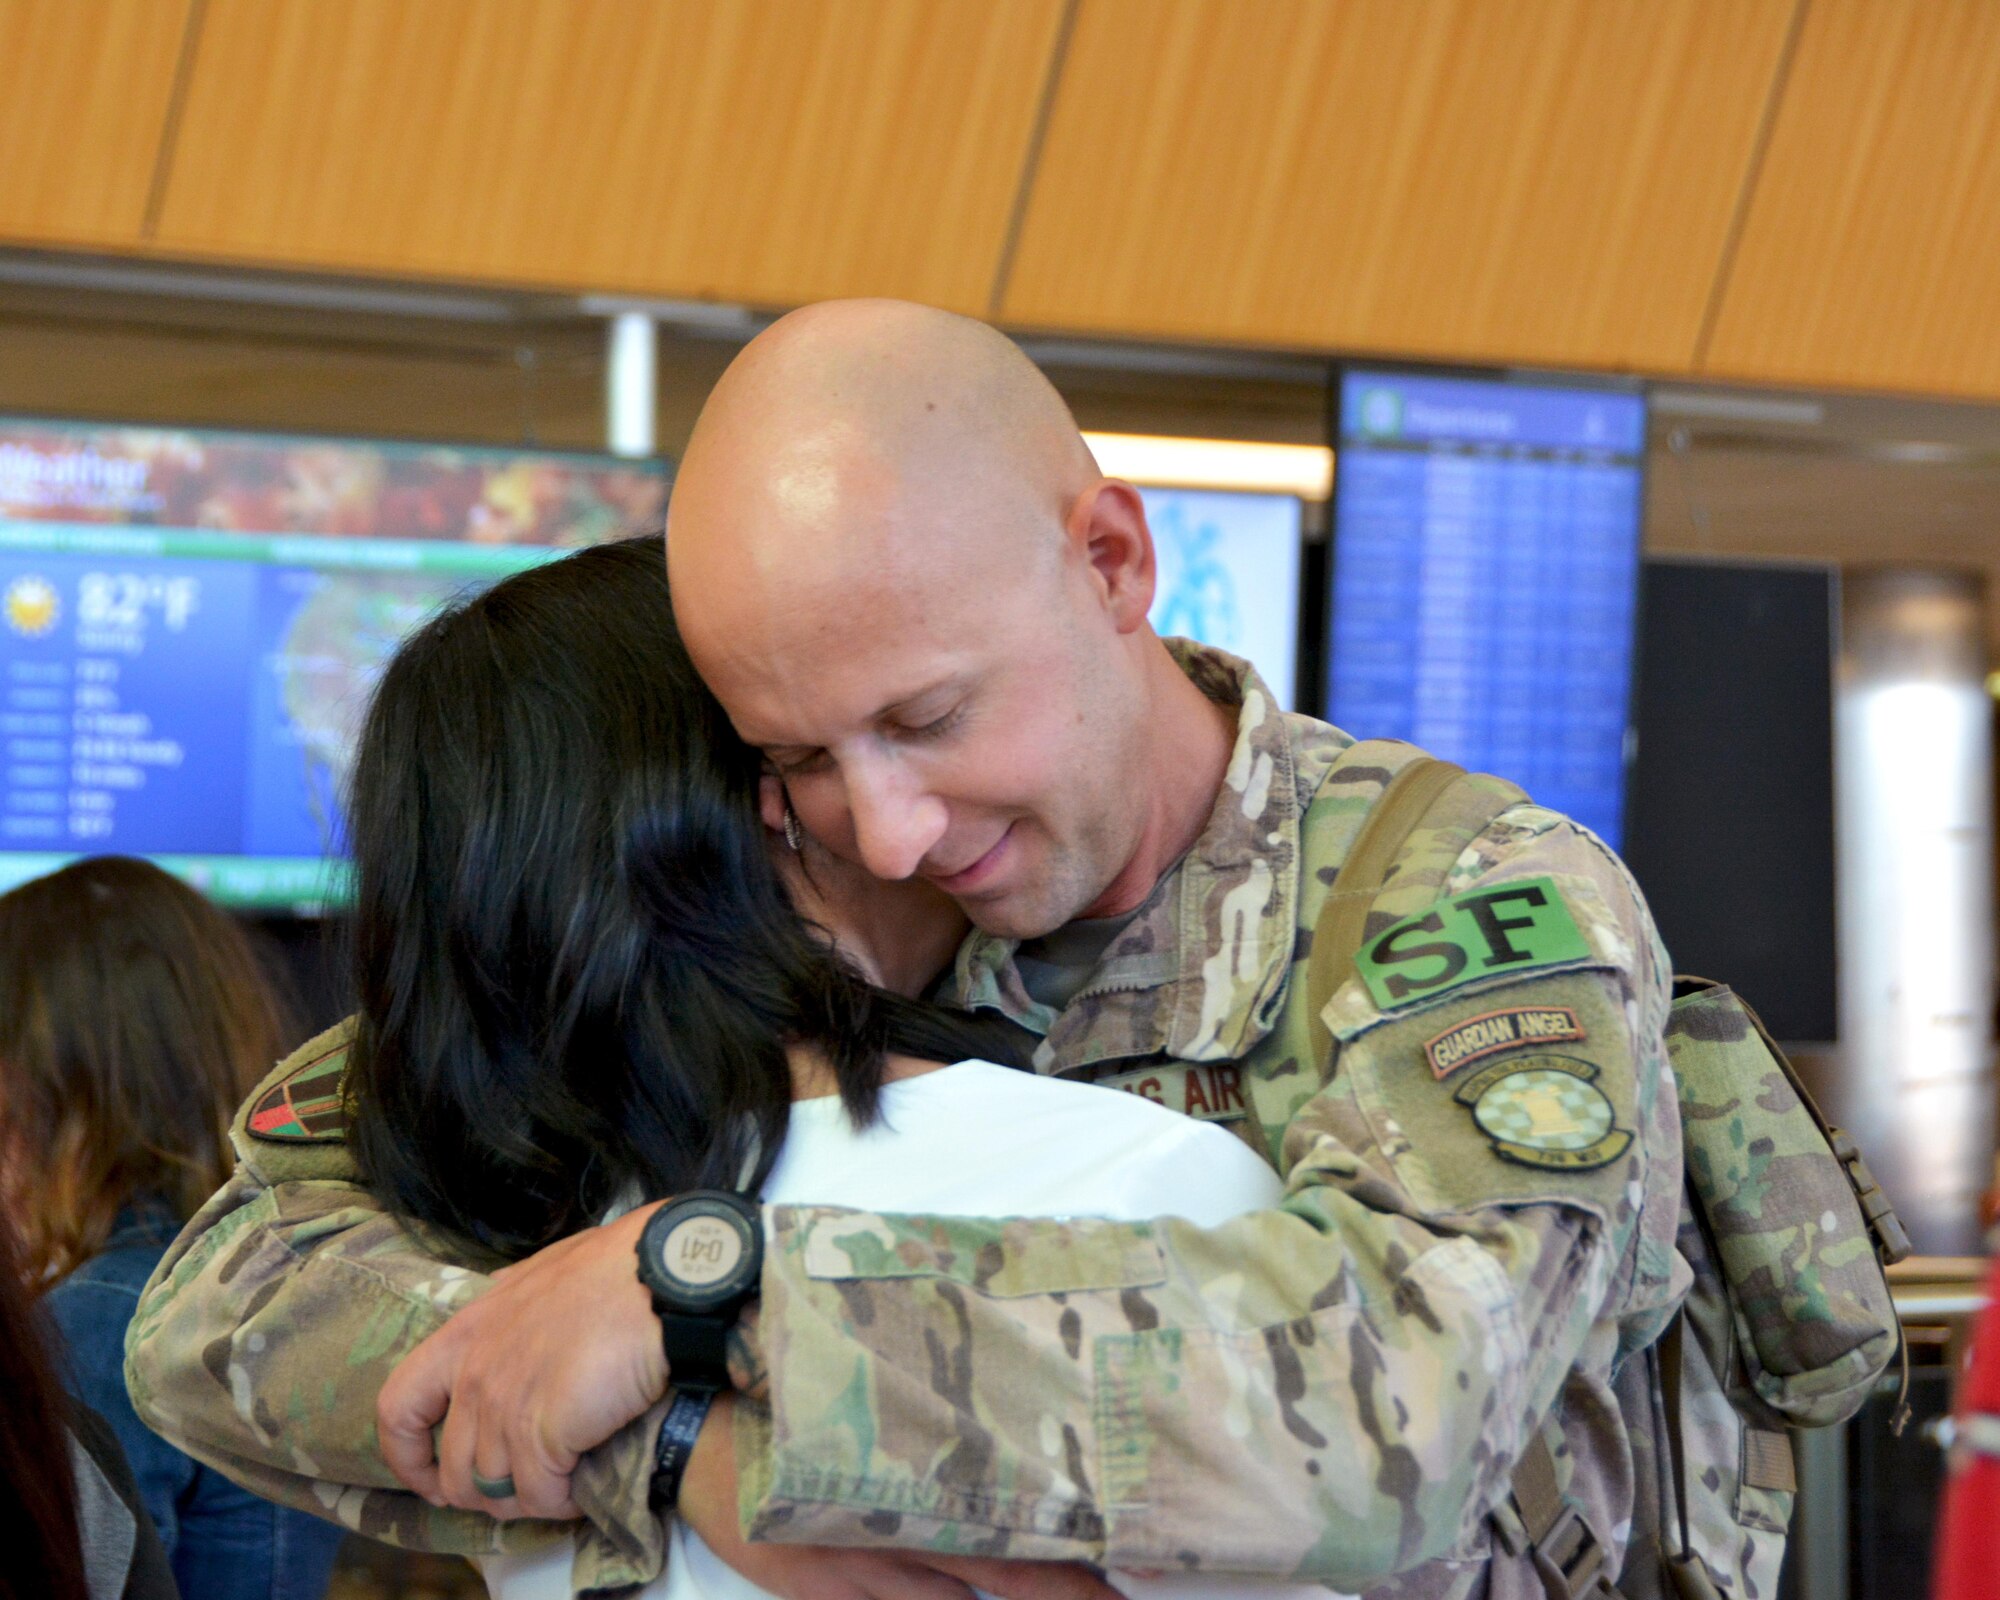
[681,1396,1120,1600]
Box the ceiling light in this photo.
[1082,432,1333,500]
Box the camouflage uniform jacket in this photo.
[735,645,1685,1596]
[125,644,1682,1598]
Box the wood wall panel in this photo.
[152,0,1066,313]
[0,0,194,248]
[1000,0,1797,369]
[1702,0,2000,398]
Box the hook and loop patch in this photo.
[1452,1053,1631,1172]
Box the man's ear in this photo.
[758,772,789,835]
[1066,479,1156,633]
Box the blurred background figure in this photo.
[0,855,345,1600]
[0,1195,177,1600]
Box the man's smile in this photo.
[925,823,1017,897]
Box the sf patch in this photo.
[1453,1053,1631,1171]
[1425,1005,1585,1079]
[1354,876,1590,1012]
[246,1047,348,1142]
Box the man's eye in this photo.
[902,707,961,741]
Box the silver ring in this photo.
[471,1470,516,1500]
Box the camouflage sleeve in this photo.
[735,816,1682,1587]
[123,1019,671,1594]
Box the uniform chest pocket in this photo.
[796,1210,1166,1298]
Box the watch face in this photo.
[643,1192,761,1313]
[660,1213,746,1289]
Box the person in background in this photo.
[0,1197,177,1600]
[1932,1174,2000,1600]
[0,855,345,1600]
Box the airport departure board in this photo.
[0,422,664,908]
[1326,371,1646,846]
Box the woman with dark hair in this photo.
[340,534,1012,1263]
[326,536,1296,1600]
[0,856,346,1600]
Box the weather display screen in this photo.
[1327,371,1645,846]
[0,421,665,908]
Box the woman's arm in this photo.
[122,1021,665,1590]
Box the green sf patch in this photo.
[1354,876,1591,1013]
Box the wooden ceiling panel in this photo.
[1001,0,1797,370]
[0,0,194,248]
[1703,0,2000,398]
[153,0,1067,312]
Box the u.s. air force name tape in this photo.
[1096,1062,1248,1123]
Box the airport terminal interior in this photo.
[4,4,2000,1599]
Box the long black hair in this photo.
[344,534,1020,1262]
[0,1211,88,1600]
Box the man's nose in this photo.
[844,762,949,882]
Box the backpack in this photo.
[1304,751,1910,1600]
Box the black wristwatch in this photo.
[634,1190,764,1510]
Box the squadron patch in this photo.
[1453,1053,1631,1171]
[246,1048,349,1143]
[1354,876,1591,1013]
[1097,1062,1248,1124]
[1424,1006,1585,1079]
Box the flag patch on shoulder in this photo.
[246,1048,349,1143]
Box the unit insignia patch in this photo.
[246,1048,349,1143]
[1452,1052,1631,1171]
[1424,1006,1585,1079]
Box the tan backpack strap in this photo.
[1309,757,1466,998]
[1657,1314,1727,1600]
[1508,1425,1629,1599]
[1305,755,1465,1054]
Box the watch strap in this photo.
[649,1388,716,1512]
[656,1310,734,1393]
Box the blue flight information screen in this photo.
[1327,371,1646,846]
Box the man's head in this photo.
[668,300,1173,940]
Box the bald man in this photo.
[128,303,1683,1600]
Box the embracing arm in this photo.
[732,828,1683,1588]
[120,1021,1103,1600]
[121,1020,667,1588]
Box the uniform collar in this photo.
[950,642,1341,1070]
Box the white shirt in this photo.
[483,1061,1342,1600]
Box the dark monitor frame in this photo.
[1622,553,1840,1046]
